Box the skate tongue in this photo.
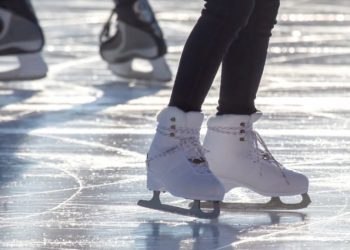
[180,137,208,167]
[186,111,204,128]
[250,111,263,123]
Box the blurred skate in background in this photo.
[0,0,47,81]
[99,0,172,82]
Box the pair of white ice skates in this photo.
[0,7,47,81]
[138,107,311,219]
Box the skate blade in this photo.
[109,57,172,82]
[196,193,311,211]
[138,191,220,219]
[0,53,48,81]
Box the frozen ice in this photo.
[0,0,350,249]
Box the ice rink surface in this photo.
[1,0,350,249]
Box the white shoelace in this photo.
[154,126,211,173]
[208,124,289,184]
[179,136,207,164]
[249,129,290,185]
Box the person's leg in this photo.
[143,0,260,214]
[203,0,310,206]
[0,0,47,80]
[0,0,39,24]
[0,0,44,54]
[114,0,131,5]
[218,0,280,115]
[169,0,255,112]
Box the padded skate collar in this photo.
[157,107,204,129]
[208,111,263,127]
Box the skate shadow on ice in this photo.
[0,79,167,215]
[135,211,307,250]
[0,79,168,131]
[91,80,170,106]
[0,78,167,172]
[0,87,39,109]
[0,77,168,219]
[0,86,41,187]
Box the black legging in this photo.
[0,0,39,24]
[169,0,280,115]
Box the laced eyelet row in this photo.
[153,121,208,170]
[239,122,246,141]
[208,121,290,185]
[170,117,176,137]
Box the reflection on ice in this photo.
[136,212,307,250]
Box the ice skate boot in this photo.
[138,107,225,219]
[100,0,171,82]
[0,2,47,81]
[201,112,311,211]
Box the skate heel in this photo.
[17,53,48,79]
[149,57,172,82]
[0,52,48,81]
[146,171,166,192]
[108,56,171,82]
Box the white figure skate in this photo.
[0,7,47,81]
[100,0,171,82]
[200,112,311,211]
[138,107,225,219]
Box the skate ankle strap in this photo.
[99,7,117,44]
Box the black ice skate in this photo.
[0,2,47,81]
[99,0,171,82]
